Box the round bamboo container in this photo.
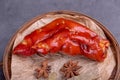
[3,11,120,80]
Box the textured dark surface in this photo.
[0,0,120,79]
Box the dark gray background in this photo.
[0,0,120,79]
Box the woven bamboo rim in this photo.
[3,11,120,80]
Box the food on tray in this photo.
[13,18,109,62]
[11,13,115,80]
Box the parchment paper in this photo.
[11,14,116,80]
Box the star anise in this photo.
[35,60,51,79]
[60,60,81,79]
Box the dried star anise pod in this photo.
[35,60,51,79]
[60,60,81,79]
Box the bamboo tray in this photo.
[2,11,120,80]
